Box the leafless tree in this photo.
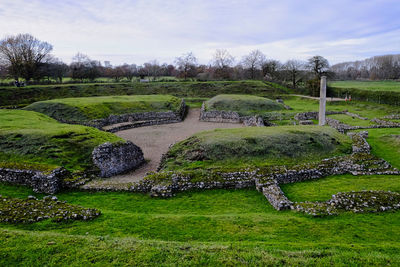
[241,50,266,79]
[0,33,53,82]
[211,49,234,79]
[262,59,281,81]
[283,60,304,88]
[70,53,101,82]
[175,52,198,80]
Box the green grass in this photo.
[0,80,291,107]
[282,174,400,202]
[0,110,123,171]
[161,126,352,171]
[205,94,284,116]
[24,95,181,123]
[330,80,400,92]
[365,128,400,169]
[1,182,400,265]
[327,114,376,126]
[282,96,399,118]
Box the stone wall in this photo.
[92,141,145,178]
[294,111,345,121]
[81,131,400,214]
[0,167,68,194]
[59,99,187,132]
[199,103,264,126]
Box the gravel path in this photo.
[84,108,243,188]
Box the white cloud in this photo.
[1,0,399,65]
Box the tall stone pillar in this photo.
[319,76,327,126]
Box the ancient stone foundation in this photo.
[199,103,264,126]
[0,167,69,194]
[92,141,145,178]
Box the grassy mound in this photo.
[205,94,284,115]
[24,95,181,124]
[0,80,291,107]
[160,126,352,171]
[0,110,123,171]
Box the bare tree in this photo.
[212,49,234,79]
[70,53,101,82]
[212,49,234,69]
[307,55,330,78]
[241,50,266,79]
[175,52,198,80]
[283,60,304,88]
[262,59,281,81]
[0,33,53,82]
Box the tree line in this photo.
[1,33,336,95]
[331,54,400,80]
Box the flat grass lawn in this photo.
[327,114,376,126]
[0,110,123,171]
[161,126,352,171]
[1,182,400,265]
[24,95,182,123]
[205,94,284,115]
[366,128,400,169]
[283,96,399,118]
[330,80,400,92]
[281,174,400,202]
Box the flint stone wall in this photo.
[92,141,145,178]
[199,103,264,126]
[294,111,345,121]
[0,167,68,194]
[59,99,187,132]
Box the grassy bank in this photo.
[0,80,291,107]
[0,110,123,171]
[328,80,400,106]
[204,94,284,115]
[160,126,352,171]
[24,95,182,124]
[330,80,400,92]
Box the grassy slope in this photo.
[330,80,400,92]
[0,80,291,107]
[161,126,352,171]
[1,183,400,265]
[24,95,181,123]
[205,94,284,115]
[0,110,123,171]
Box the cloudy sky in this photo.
[1,0,399,66]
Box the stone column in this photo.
[319,76,327,126]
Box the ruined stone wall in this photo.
[92,141,145,178]
[199,103,264,126]
[0,167,68,194]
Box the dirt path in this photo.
[84,108,243,188]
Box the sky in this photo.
[1,0,400,66]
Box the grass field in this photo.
[330,80,400,92]
[0,80,291,107]
[24,95,182,123]
[204,94,284,115]
[160,126,352,171]
[0,110,123,171]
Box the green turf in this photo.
[160,126,352,171]
[365,128,400,169]
[330,80,400,92]
[327,114,376,126]
[205,94,284,115]
[1,182,400,265]
[0,110,123,171]
[281,174,400,202]
[0,80,291,107]
[24,95,182,123]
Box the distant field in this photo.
[330,80,400,91]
